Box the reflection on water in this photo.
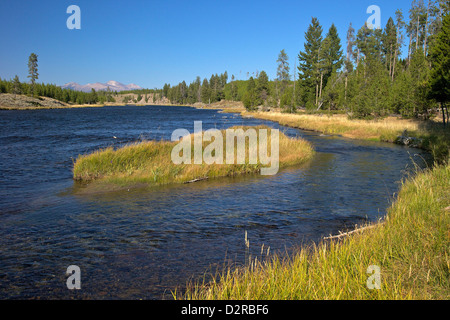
[0,106,430,299]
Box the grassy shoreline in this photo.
[175,110,449,300]
[73,126,314,192]
[180,162,449,299]
[72,106,448,299]
[241,111,450,163]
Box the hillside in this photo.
[0,93,71,109]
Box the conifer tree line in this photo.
[1,53,118,104]
[162,0,449,122]
[0,77,118,105]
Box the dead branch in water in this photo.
[324,221,384,240]
[184,177,209,184]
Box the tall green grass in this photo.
[180,163,450,299]
[73,126,314,190]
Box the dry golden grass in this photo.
[243,111,420,141]
[242,111,450,163]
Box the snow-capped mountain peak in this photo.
[61,81,143,92]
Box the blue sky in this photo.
[0,0,415,89]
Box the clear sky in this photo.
[0,0,415,89]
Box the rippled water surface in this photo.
[0,105,428,299]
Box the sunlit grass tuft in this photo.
[73,126,314,189]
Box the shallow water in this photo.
[0,105,429,299]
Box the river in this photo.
[0,105,429,299]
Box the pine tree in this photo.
[344,23,356,103]
[276,49,290,103]
[320,23,343,103]
[383,17,398,77]
[201,78,210,104]
[428,3,450,125]
[180,81,187,104]
[356,23,383,62]
[163,83,170,98]
[89,88,97,104]
[209,74,218,102]
[392,9,406,81]
[390,68,413,115]
[280,86,294,111]
[298,17,323,108]
[27,53,38,96]
[221,71,228,88]
[62,90,70,103]
[351,55,391,119]
[346,23,356,70]
[323,24,344,74]
[423,0,447,55]
[277,49,290,82]
[195,76,202,102]
[256,70,269,105]
[12,75,21,98]
[243,77,257,110]
[230,74,238,101]
[321,71,343,112]
[408,0,428,61]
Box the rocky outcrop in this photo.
[395,130,423,148]
[0,93,69,109]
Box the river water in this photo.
[0,105,429,299]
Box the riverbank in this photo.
[180,161,450,299]
[73,126,314,193]
[176,109,450,300]
[0,93,177,110]
[0,93,107,110]
[240,111,450,163]
[191,100,245,113]
[0,92,235,110]
[0,93,243,111]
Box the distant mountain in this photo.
[61,80,143,92]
